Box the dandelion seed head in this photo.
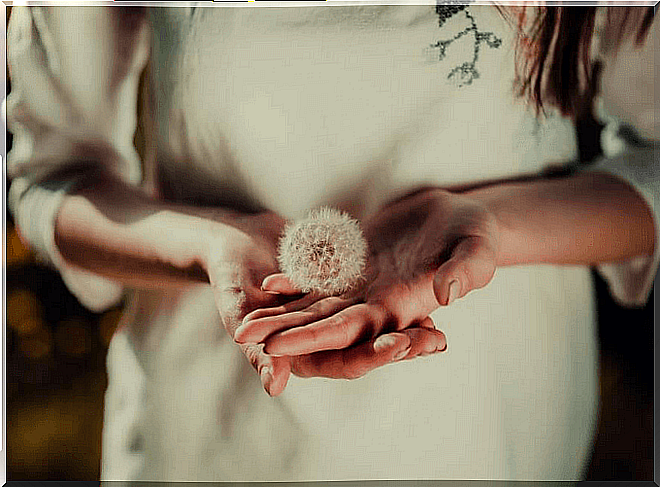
[278,207,367,295]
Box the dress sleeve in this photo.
[7,7,151,312]
[586,13,658,307]
[588,144,658,307]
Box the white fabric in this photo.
[7,178,124,312]
[7,6,148,311]
[589,12,659,307]
[589,142,658,307]
[7,5,602,481]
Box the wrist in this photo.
[196,210,286,272]
[190,215,246,274]
[137,209,214,284]
[458,187,514,267]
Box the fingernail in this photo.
[393,347,411,361]
[435,342,448,353]
[373,335,397,353]
[447,280,461,305]
[260,367,274,396]
[234,324,255,344]
[261,283,280,294]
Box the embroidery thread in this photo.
[432,5,502,87]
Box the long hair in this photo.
[506,6,655,118]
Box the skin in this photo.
[53,170,654,395]
[235,188,492,355]
[14,5,656,397]
[53,171,445,396]
[237,172,654,368]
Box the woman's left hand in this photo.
[234,187,500,369]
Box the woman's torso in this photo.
[150,5,577,217]
[102,6,598,481]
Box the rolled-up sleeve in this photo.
[589,144,658,307]
[587,14,658,307]
[7,7,150,311]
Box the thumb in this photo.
[433,236,497,306]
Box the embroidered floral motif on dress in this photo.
[432,4,502,87]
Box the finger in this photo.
[215,284,281,337]
[240,292,356,328]
[261,273,304,295]
[236,296,357,344]
[433,235,497,306]
[291,332,411,379]
[240,343,292,396]
[417,316,437,330]
[264,303,387,356]
[398,322,447,360]
[210,262,294,335]
[265,355,292,397]
[209,263,293,395]
[238,292,326,336]
[291,325,447,379]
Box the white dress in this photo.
[6,5,657,482]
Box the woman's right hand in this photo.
[52,168,441,397]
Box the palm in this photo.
[234,188,497,383]
[359,188,497,323]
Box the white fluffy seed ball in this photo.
[278,207,367,295]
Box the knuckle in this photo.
[306,300,326,314]
[369,303,397,333]
[309,297,341,315]
[294,359,315,378]
[323,296,344,309]
[329,315,353,349]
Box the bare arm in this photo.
[465,171,655,267]
[51,171,260,289]
[54,174,209,288]
[9,6,443,395]
[239,170,656,358]
[53,171,450,394]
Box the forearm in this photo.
[53,172,245,288]
[464,171,655,267]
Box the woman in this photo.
[7,4,655,481]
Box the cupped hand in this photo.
[235,188,499,358]
[203,208,450,392]
[203,210,295,396]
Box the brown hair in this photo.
[505,6,655,119]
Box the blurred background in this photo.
[4,5,653,482]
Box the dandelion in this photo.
[278,207,367,295]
